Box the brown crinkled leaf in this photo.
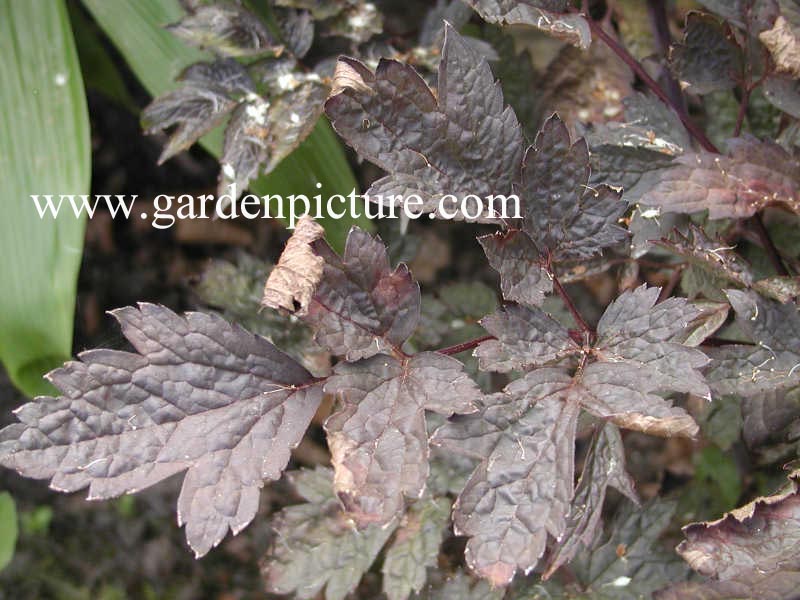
[669,12,742,95]
[475,304,577,373]
[262,467,396,600]
[464,0,591,49]
[324,352,480,527]
[634,137,800,219]
[475,285,705,438]
[519,115,629,260]
[542,422,639,580]
[306,227,421,361]
[760,15,800,78]
[432,369,579,586]
[478,229,552,307]
[0,304,322,557]
[325,25,524,223]
[262,215,325,316]
[659,483,800,600]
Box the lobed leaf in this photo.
[382,496,451,600]
[0,305,323,557]
[325,25,524,223]
[519,115,629,260]
[264,225,421,361]
[659,483,800,600]
[263,467,396,600]
[464,0,591,49]
[432,370,579,586]
[635,137,800,219]
[542,423,639,579]
[324,352,480,527]
[669,12,742,95]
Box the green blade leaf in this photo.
[82,0,371,250]
[0,0,90,396]
[0,492,18,572]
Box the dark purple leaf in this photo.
[141,59,252,164]
[669,12,742,95]
[265,225,421,361]
[635,137,800,219]
[659,484,800,600]
[0,304,322,557]
[324,352,480,526]
[307,228,421,360]
[519,115,629,260]
[217,68,327,197]
[542,423,639,579]
[474,304,577,373]
[325,25,524,223]
[478,229,551,307]
[464,0,591,49]
[706,290,800,447]
[432,369,579,585]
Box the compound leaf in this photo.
[325,25,524,223]
[324,352,480,527]
[263,467,396,600]
[0,304,322,557]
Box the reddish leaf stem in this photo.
[584,16,719,154]
[436,335,495,356]
[552,273,593,336]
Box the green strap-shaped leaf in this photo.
[0,0,90,396]
[0,492,17,572]
[82,0,371,251]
